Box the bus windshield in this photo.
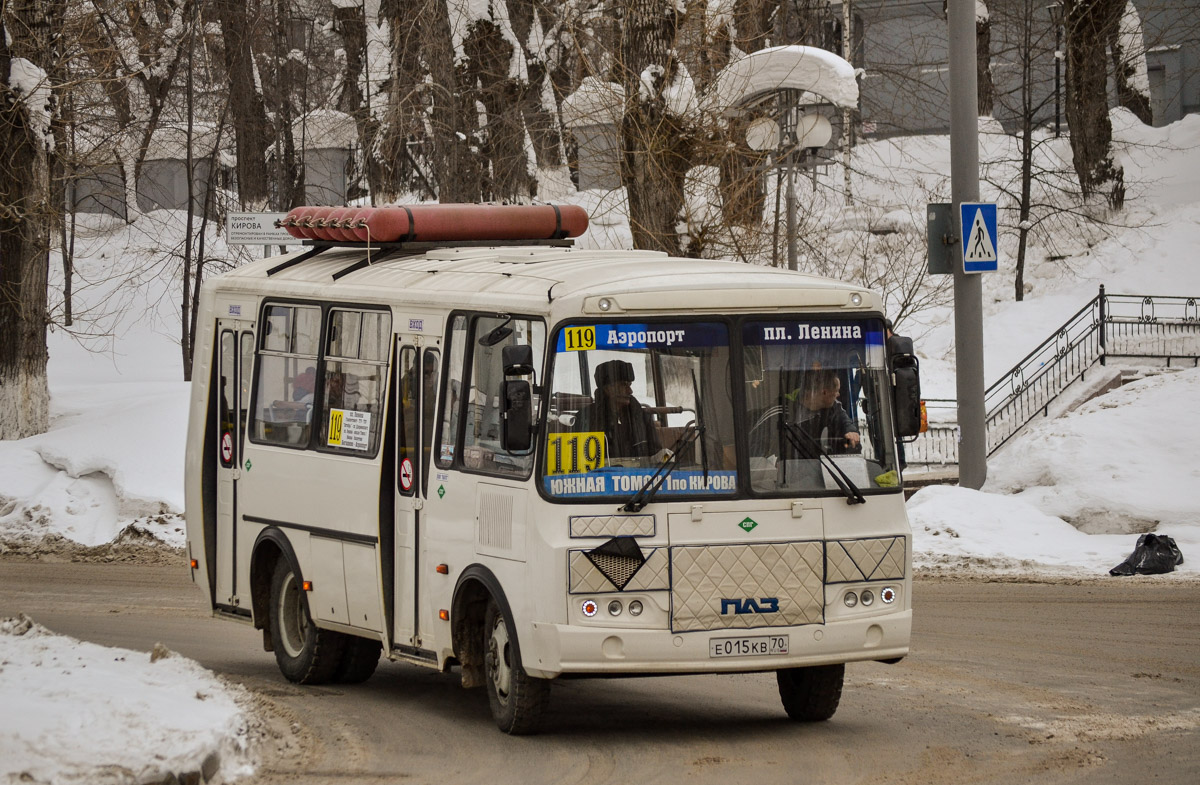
[540,317,900,501]
[542,322,736,500]
[743,318,899,495]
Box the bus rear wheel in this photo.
[483,597,549,734]
[776,663,844,721]
[270,559,344,684]
[335,636,382,684]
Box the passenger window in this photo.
[436,316,468,469]
[252,304,322,447]
[460,315,545,477]
[320,309,392,456]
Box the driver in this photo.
[574,359,661,459]
[793,368,860,453]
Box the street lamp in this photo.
[1047,3,1063,137]
[749,91,835,271]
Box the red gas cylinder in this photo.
[280,206,312,240]
[326,207,359,242]
[347,207,375,242]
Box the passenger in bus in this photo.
[574,360,661,460]
[791,368,860,453]
[325,371,360,410]
[293,366,316,403]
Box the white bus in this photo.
[184,204,922,734]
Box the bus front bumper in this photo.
[523,610,911,679]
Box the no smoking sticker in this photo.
[399,458,414,491]
[220,432,233,464]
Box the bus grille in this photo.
[670,542,824,632]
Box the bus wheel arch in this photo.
[451,565,549,734]
[450,566,502,690]
[249,528,300,649]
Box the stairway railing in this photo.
[907,286,1200,467]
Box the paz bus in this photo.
[183,203,922,734]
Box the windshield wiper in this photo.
[621,421,703,513]
[778,420,866,505]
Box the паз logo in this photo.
[720,597,779,614]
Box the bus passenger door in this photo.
[393,343,438,648]
[215,323,254,610]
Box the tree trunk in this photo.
[332,0,382,201]
[977,7,995,116]
[0,0,57,439]
[428,2,484,202]
[620,0,694,255]
[463,17,536,202]
[1064,0,1125,209]
[268,0,301,210]
[1107,0,1152,124]
[214,0,271,209]
[373,0,428,201]
[508,0,568,181]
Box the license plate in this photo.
[709,634,789,658]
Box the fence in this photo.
[907,286,1200,467]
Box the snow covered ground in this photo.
[0,616,253,785]
[2,111,1198,782]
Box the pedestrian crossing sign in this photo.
[960,202,998,273]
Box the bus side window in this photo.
[459,315,545,477]
[251,304,321,447]
[436,315,468,469]
[320,309,392,456]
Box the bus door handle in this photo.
[412,498,424,510]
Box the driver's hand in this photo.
[844,432,861,449]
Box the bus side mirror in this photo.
[501,379,533,452]
[502,344,534,377]
[888,334,922,438]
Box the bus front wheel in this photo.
[776,664,844,721]
[269,559,344,684]
[483,597,549,734]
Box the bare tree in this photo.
[1063,0,1125,208]
[214,0,271,209]
[1,0,62,439]
[618,0,698,255]
[1107,0,1151,124]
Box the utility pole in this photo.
[948,0,987,488]
[841,0,854,205]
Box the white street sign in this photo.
[226,212,293,245]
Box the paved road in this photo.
[2,559,1197,785]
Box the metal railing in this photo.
[907,286,1200,467]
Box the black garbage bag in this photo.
[1109,533,1184,576]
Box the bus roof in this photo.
[209,244,883,316]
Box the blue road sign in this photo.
[960,202,998,273]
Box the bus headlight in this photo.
[607,600,623,616]
[628,600,644,616]
[860,589,875,606]
[844,592,858,608]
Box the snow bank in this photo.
[0,615,254,784]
